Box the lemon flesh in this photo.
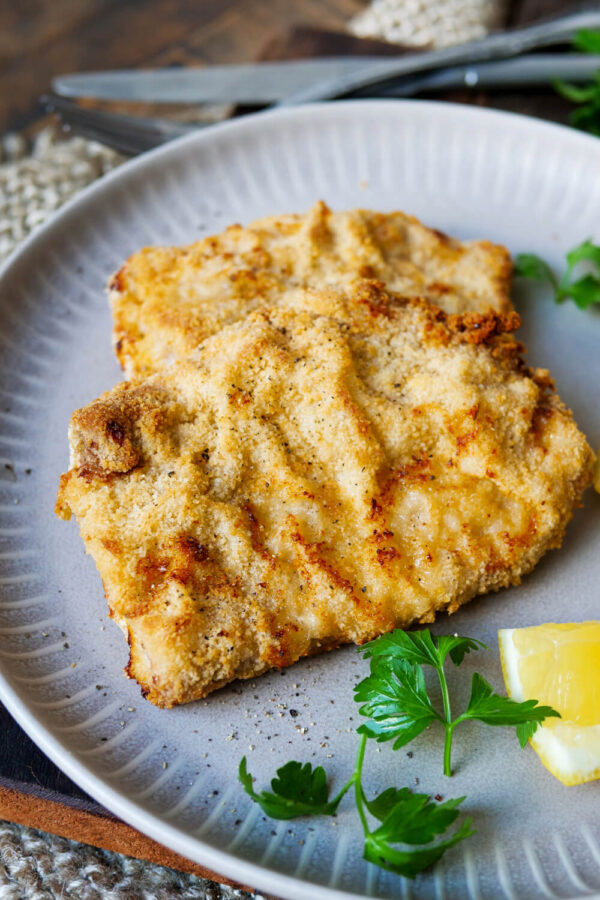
[499,622,600,786]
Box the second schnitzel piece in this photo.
[57,283,593,707]
[110,202,513,377]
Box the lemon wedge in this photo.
[499,622,600,786]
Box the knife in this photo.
[52,58,397,105]
[52,55,600,106]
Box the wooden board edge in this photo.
[0,782,262,892]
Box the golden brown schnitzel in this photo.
[57,282,593,707]
[110,202,513,378]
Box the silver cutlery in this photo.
[46,4,600,157]
[45,51,600,156]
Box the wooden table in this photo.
[0,0,587,890]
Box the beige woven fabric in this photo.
[350,0,507,48]
[0,820,258,899]
[0,127,124,264]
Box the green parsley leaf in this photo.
[515,240,600,310]
[514,253,557,288]
[355,656,439,748]
[241,734,473,879]
[361,628,439,667]
[365,785,413,822]
[368,788,466,845]
[238,757,341,819]
[566,238,600,268]
[362,628,485,668]
[565,273,600,309]
[362,787,473,879]
[436,634,488,667]
[572,28,600,55]
[364,817,475,879]
[552,31,600,135]
[515,719,542,749]
[459,673,561,741]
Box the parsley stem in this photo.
[443,724,454,778]
[353,733,370,838]
[436,663,454,777]
[331,771,358,809]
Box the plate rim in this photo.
[1,98,599,900]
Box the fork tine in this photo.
[59,121,155,157]
[44,93,196,138]
[43,97,165,155]
[45,106,157,155]
[42,94,198,155]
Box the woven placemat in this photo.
[0,820,259,900]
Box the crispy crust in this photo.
[57,283,594,706]
[109,202,513,378]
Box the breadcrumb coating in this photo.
[109,202,513,378]
[57,283,593,706]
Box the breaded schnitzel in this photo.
[56,282,593,707]
[110,202,513,378]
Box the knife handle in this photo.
[278,8,600,105]
[368,54,600,98]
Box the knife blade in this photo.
[53,53,600,108]
[52,58,400,105]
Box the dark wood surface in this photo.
[0,0,585,885]
[0,0,363,134]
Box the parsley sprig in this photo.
[356,630,558,776]
[240,732,473,878]
[515,240,600,310]
[239,628,559,878]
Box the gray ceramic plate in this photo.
[0,101,598,900]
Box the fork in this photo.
[42,94,197,156]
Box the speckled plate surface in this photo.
[0,101,599,900]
